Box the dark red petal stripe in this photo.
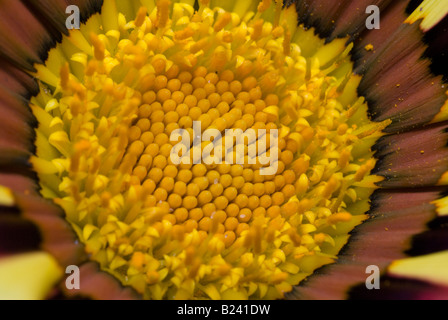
[60,262,140,300]
[352,0,409,63]
[294,0,394,39]
[0,59,39,96]
[22,0,104,47]
[12,192,87,267]
[356,23,446,133]
[328,0,394,40]
[0,207,41,255]
[407,216,448,255]
[349,275,448,299]
[423,17,448,79]
[0,0,103,71]
[0,0,51,71]
[0,86,35,154]
[373,122,448,188]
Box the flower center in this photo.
[30,0,389,299]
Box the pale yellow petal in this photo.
[0,252,63,300]
[406,0,448,31]
[388,251,448,287]
[0,185,14,206]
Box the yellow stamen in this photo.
[90,33,105,61]
[135,7,148,28]
[257,0,272,13]
[214,12,232,33]
[156,0,171,29]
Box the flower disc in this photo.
[30,0,388,299]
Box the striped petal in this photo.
[356,22,447,132]
[294,0,393,39]
[373,123,448,188]
[13,193,86,267]
[59,262,140,300]
[0,210,41,255]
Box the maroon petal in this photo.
[22,0,73,40]
[287,188,440,299]
[329,0,394,40]
[407,216,448,255]
[0,59,38,96]
[356,23,447,133]
[349,275,448,300]
[0,0,102,100]
[22,0,104,48]
[373,122,448,188]
[0,172,37,195]
[423,17,448,79]
[0,173,84,267]
[0,86,36,154]
[0,0,102,71]
[352,0,409,62]
[0,207,41,254]
[0,149,32,178]
[294,0,394,39]
[13,193,86,267]
[0,0,51,71]
[60,262,140,300]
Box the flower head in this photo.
[0,0,448,300]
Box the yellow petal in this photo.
[388,251,448,287]
[202,284,221,300]
[34,64,60,88]
[102,0,119,32]
[313,37,349,69]
[431,91,448,123]
[433,195,448,216]
[0,252,62,300]
[0,185,14,206]
[406,0,448,31]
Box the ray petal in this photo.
[0,0,52,71]
[0,211,42,255]
[356,22,447,133]
[294,0,394,39]
[373,123,448,188]
[0,59,38,96]
[349,275,448,300]
[352,0,409,62]
[0,86,36,154]
[0,252,62,300]
[60,262,141,300]
[406,0,448,32]
[14,193,87,267]
[387,251,448,288]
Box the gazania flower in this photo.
[0,0,447,300]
